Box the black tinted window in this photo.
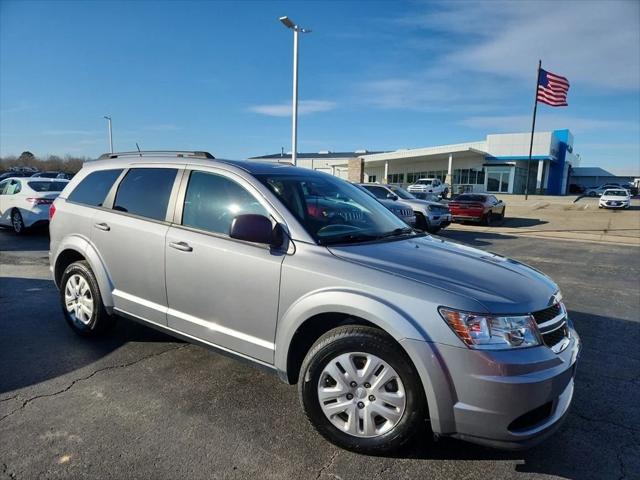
[182,171,268,235]
[113,168,177,221]
[68,169,123,206]
[28,181,67,192]
[364,186,389,199]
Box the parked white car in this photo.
[0,177,68,233]
[407,178,449,198]
[598,189,631,209]
[585,183,625,197]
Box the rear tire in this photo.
[483,212,494,226]
[298,326,427,454]
[589,191,597,197]
[60,260,114,337]
[11,209,25,235]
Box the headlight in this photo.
[439,307,541,350]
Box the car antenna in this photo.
[136,143,142,156]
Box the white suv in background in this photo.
[407,178,449,198]
[0,177,68,233]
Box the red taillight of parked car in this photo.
[26,197,53,206]
[49,202,56,220]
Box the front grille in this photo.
[533,303,569,352]
[541,325,568,348]
[394,208,413,217]
[342,210,364,221]
[532,303,562,324]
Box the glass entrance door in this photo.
[486,167,511,193]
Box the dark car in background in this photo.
[448,193,506,225]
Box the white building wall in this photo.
[486,132,552,157]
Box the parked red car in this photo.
[448,194,506,225]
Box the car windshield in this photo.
[28,181,67,192]
[417,179,433,185]
[257,173,415,245]
[454,194,486,202]
[388,186,415,200]
[604,190,627,196]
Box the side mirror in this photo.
[386,193,398,200]
[229,214,277,245]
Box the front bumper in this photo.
[451,214,483,222]
[599,201,629,209]
[401,325,581,450]
[428,213,451,228]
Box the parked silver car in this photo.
[359,184,451,233]
[50,151,580,454]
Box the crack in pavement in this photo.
[0,344,189,424]
[572,410,640,442]
[616,443,636,480]
[0,394,20,404]
[315,450,340,479]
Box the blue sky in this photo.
[1,0,639,173]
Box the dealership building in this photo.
[253,129,580,195]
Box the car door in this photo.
[91,166,182,326]
[165,168,285,364]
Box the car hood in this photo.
[328,235,558,314]
[601,195,628,200]
[401,198,447,210]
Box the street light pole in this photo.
[279,16,310,166]
[103,115,113,153]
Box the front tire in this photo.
[298,326,427,454]
[60,260,114,337]
[11,209,25,235]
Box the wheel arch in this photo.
[275,289,428,385]
[53,236,114,309]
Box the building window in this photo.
[387,173,405,184]
[368,175,377,183]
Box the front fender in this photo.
[274,288,429,376]
[52,234,115,309]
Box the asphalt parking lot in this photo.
[1,227,639,480]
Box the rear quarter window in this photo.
[68,169,124,207]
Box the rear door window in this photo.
[113,168,178,221]
[68,169,123,207]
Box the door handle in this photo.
[169,241,193,252]
[94,222,110,231]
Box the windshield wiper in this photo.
[377,227,415,239]
[319,232,380,245]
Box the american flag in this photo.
[537,69,569,107]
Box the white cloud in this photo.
[248,100,336,117]
[459,114,638,133]
[406,1,640,91]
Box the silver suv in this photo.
[50,151,580,454]
[359,183,451,233]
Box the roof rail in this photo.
[98,150,215,160]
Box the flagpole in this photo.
[524,60,542,200]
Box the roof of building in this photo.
[570,167,615,177]
[250,150,386,160]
